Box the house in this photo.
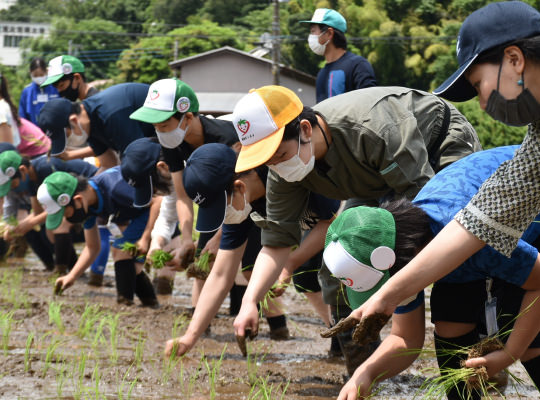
[0,20,50,66]
[169,46,316,115]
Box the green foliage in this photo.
[455,100,527,149]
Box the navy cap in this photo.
[0,143,16,153]
[183,143,237,233]
[121,138,162,208]
[434,1,540,102]
[37,98,73,156]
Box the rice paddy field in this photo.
[0,250,537,399]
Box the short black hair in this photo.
[475,35,540,65]
[30,57,47,72]
[318,24,347,50]
[283,106,327,145]
[172,111,200,120]
[71,174,89,197]
[379,197,433,276]
[57,72,87,85]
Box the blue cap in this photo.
[37,98,73,156]
[121,138,162,208]
[183,143,237,233]
[0,143,16,153]
[434,1,540,102]
[299,8,347,33]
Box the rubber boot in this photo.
[434,330,482,400]
[135,271,159,308]
[54,233,77,274]
[229,283,247,316]
[89,226,110,286]
[114,259,136,305]
[24,228,54,270]
[267,315,289,340]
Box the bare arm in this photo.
[171,170,196,267]
[96,148,119,171]
[233,246,290,337]
[58,146,95,161]
[55,224,100,291]
[352,220,485,319]
[164,243,247,357]
[0,122,13,143]
[338,305,425,399]
[136,196,162,255]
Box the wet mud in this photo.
[0,252,537,399]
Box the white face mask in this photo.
[224,192,252,224]
[155,115,188,149]
[308,33,329,56]
[269,135,315,182]
[66,121,89,148]
[31,75,47,86]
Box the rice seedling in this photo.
[55,360,68,398]
[117,364,138,400]
[0,310,14,355]
[171,313,189,338]
[43,337,61,376]
[24,331,35,372]
[147,249,173,270]
[162,342,182,385]
[107,313,122,364]
[246,343,268,385]
[77,303,103,340]
[248,374,290,399]
[179,352,204,398]
[48,301,65,333]
[91,362,103,399]
[120,241,139,257]
[92,317,108,351]
[186,250,213,279]
[133,332,145,370]
[73,349,88,397]
[202,345,227,399]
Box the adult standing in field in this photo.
[230,85,482,375]
[300,8,376,103]
[352,4,540,373]
[18,57,59,125]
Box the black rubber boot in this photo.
[114,259,137,305]
[135,271,159,308]
[54,233,77,272]
[331,305,380,376]
[434,330,482,400]
[25,228,54,270]
[229,283,247,316]
[266,314,289,340]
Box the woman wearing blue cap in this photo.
[353,1,540,372]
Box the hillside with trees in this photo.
[1,0,534,147]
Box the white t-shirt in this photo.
[0,99,20,146]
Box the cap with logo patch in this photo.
[41,55,85,87]
[0,150,22,197]
[233,85,303,173]
[121,138,162,208]
[433,1,540,102]
[182,143,237,233]
[37,171,78,230]
[130,78,199,124]
[323,206,396,309]
[300,8,347,33]
[37,98,73,156]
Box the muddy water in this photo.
[0,252,537,399]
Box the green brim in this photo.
[41,74,63,87]
[129,107,176,124]
[45,208,65,231]
[345,271,389,309]
[0,181,11,197]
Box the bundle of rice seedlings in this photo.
[120,241,139,258]
[146,249,173,270]
[186,251,214,280]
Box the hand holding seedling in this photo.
[463,342,511,385]
[272,269,292,297]
[54,274,74,295]
[337,373,373,400]
[174,239,196,269]
[163,337,191,358]
[235,328,257,357]
[233,301,259,354]
[320,312,390,346]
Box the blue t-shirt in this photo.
[18,83,59,125]
[220,166,341,250]
[29,155,97,196]
[316,51,377,103]
[414,145,540,286]
[83,166,147,229]
[82,83,154,157]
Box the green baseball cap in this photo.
[323,206,396,309]
[36,171,78,230]
[41,55,85,87]
[129,78,199,124]
[300,8,347,33]
[0,150,22,197]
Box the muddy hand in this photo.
[54,280,63,296]
[352,313,391,346]
[320,316,360,338]
[235,328,258,357]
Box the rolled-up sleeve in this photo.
[455,122,540,257]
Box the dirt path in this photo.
[0,252,536,399]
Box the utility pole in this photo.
[272,0,280,85]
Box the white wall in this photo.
[0,21,50,66]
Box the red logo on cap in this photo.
[149,89,160,101]
[237,119,250,135]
